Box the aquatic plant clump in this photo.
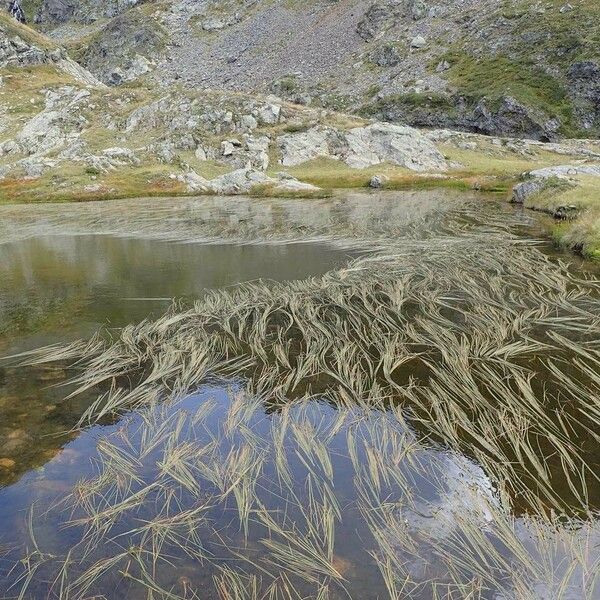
[32,224,600,512]
[9,199,600,599]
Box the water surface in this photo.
[0,192,598,600]
[0,224,356,491]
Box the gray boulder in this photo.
[369,174,389,188]
[16,87,90,156]
[528,165,600,179]
[178,168,321,195]
[278,127,332,167]
[410,35,427,49]
[512,179,548,204]
[257,103,281,125]
[208,169,272,195]
[344,123,447,171]
[278,123,446,171]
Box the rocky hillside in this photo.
[6,0,600,141]
[1,13,459,198]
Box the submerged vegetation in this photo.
[5,195,600,599]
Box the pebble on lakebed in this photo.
[0,458,16,469]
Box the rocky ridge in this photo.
[2,13,600,199]
[6,0,599,141]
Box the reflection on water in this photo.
[0,191,466,248]
[1,387,597,600]
[0,235,356,348]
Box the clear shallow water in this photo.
[0,387,512,600]
[0,192,598,600]
[0,231,356,491]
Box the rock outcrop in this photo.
[512,164,600,205]
[77,10,166,85]
[0,18,105,86]
[0,22,60,67]
[34,0,141,25]
[6,0,599,140]
[177,168,322,196]
[568,61,600,133]
[365,95,563,142]
[278,123,447,171]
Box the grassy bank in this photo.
[520,175,600,259]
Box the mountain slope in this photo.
[13,0,600,141]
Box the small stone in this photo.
[369,174,389,188]
[257,104,281,125]
[8,429,26,440]
[240,114,258,131]
[0,458,16,469]
[221,140,236,156]
[410,36,427,49]
[195,146,207,161]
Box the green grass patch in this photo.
[505,0,600,68]
[0,10,56,49]
[443,52,577,133]
[277,157,511,194]
[523,175,600,259]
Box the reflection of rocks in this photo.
[0,190,459,246]
[29,478,72,495]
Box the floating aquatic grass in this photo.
[3,194,600,599]
[26,222,600,515]
[8,392,598,599]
